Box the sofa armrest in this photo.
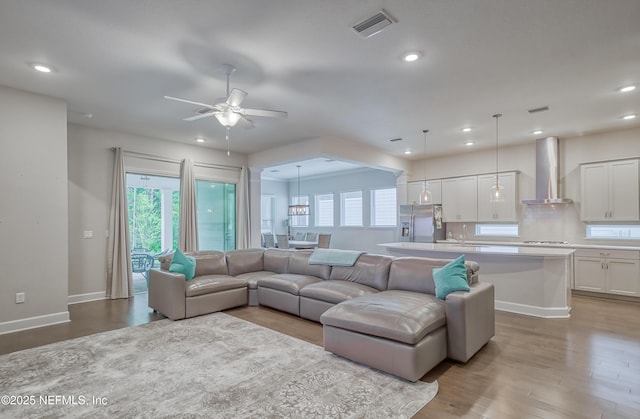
[148,268,187,320]
[445,281,495,362]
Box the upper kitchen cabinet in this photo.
[407,180,442,205]
[476,172,519,222]
[441,176,477,222]
[581,159,639,221]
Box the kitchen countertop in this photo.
[436,240,640,251]
[378,242,575,257]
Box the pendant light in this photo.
[288,165,310,216]
[490,113,504,203]
[419,129,432,204]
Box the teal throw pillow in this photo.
[169,248,196,281]
[433,254,470,299]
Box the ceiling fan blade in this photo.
[238,116,255,129]
[240,108,288,119]
[183,112,219,121]
[226,88,248,107]
[164,95,215,109]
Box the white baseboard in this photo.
[68,291,106,305]
[0,311,70,335]
[495,300,571,318]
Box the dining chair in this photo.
[276,234,290,249]
[262,233,276,248]
[317,233,331,248]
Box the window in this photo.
[371,188,397,226]
[290,195,309,227]
[126,173,180,253]
[586,225,640,240]
[196,180,236,251]
[261,194,275,233]
[341,191,363,227]
[315,194,334,227]
[475,224,519,237]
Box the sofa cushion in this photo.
[185,275,247,298]
[264,248,291,273]
[169,249,196,280]
[234,271,277,289]
[192,251,228,277]
[329,254,393,291]
[387,257,478,294]
[433,255,470,299]
[299,280,378,304]
[225,248,264,276]
[320,290,445,345]
[258,274,322,296]
[288,251,331,279]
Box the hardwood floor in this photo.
[1,294,639,418]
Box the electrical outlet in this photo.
[83,230,94,239]
[15,292,25,304]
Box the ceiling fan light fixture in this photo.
[214,110,242,127]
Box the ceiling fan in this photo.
[164,64,287,155]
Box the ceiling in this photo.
[1,0,639,168]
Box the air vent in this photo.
[352,10,395,38]
[389,138,403,142]
[528,106,549,114]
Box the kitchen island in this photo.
[379,242,575,318]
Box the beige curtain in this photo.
[106,147,133,299]
[236,166,251,249]
[179,158,198,252]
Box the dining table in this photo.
[288,240,318,249]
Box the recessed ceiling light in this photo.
[618,85,636,93]
[402,52,422,62]
[404,150,412,155]
[31,63,53,73]
[464,140,475,146]
[196,138,205,143]
[532,130,543,135]
[461,127,472,132]
[621,114,637,120]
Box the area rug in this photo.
[0,313,437,418]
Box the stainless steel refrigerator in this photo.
[398,204,446,243]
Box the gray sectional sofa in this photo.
[148,248,495,382]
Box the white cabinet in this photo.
[581,159,639,221]
[476,172,519,222]
[441,176,477,222]
[574,248,640,296]
[407,180,442,205]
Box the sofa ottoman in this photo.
[321,290,447,382]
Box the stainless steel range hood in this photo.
[522,137,573,205]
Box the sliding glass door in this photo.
[196,180,236,251]
[126,173,180,293]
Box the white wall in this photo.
[286,168,399,253]
[0,86,69,333]
[261,178,289,235]
[410,126,640,245]
[67,124,247,300]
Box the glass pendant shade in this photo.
[420,183,432,204]
[490,181,504,203]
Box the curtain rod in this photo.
[111,148,243,171]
